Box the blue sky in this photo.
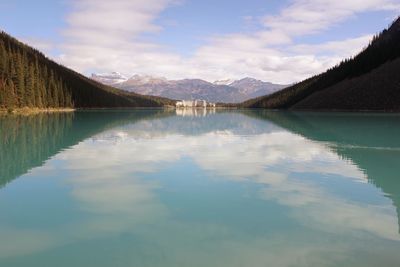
[0,0,399,83]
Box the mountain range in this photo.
[243,17,400,111]
[91,73,287,103]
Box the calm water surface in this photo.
[0,109,399,266]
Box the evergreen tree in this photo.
[0,30,173,109]
[25,64,35,106]
[244,17,400,110]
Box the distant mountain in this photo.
[229,78,287,98]
[121,74,169,87]
[119,77,241,103]
[92,74,286,103]
[243,17,400,111]
[0,31,174,109]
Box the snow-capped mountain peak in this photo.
[92,72,287,103]
[124,74,168,86]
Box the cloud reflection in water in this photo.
[1,111,399,266]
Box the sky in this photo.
[0,0,399,84]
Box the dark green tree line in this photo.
[0,36,73,108]
[244,17,400,109]
[0,31,174,109]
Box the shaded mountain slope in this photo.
[244,17,400,111]
[292,58,400,110]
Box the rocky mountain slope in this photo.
[92,74,286,103]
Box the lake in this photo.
[0,109,399,266]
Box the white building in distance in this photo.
[176,100,216,108]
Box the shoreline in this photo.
[0,107,76,115]
[1,106,399,115]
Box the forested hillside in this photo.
[244,17,400,111]
[0,31,174,109]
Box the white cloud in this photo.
[20,37,55,52]
[262,0,400,38]
[57,0,400,84]
[290,35,374,57]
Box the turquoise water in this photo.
[0,110,399,266]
